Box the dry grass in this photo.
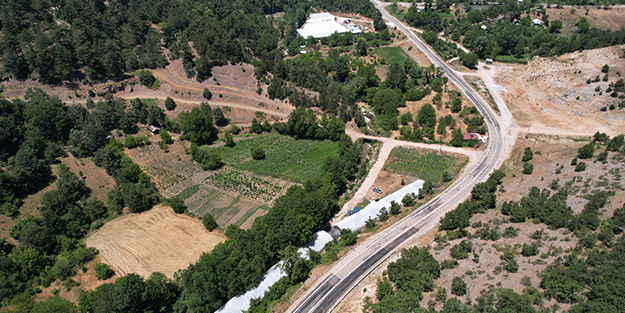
[85,205,226,279]
[546,6,625,31]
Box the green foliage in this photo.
[124,134,150,149]
[575,162,587,172]
[450,240,472,259]
[451,277,467,296]
[522,147,533,162]
[200,134,340,184]
[164,97,176,111]
[577,143,595,159]
[521,243,539,257]
[383,147,465,184]
[165,197,185,214]
[94,263,114,280]
[137,70,158,89]
[522,162,534,175]
[440,259,459,269]
[439,170,505,231]
[202,214,218,231]
[251,146,266,160]
[179,103,218,145]
[190,144,223,171]
[203,88,213,100]
[389,201,402,215]
[460,52,479,69]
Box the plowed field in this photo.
[85,205,226,278]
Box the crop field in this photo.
[205,168,286,203]
[202,134,338,184]
[85,205,226,279]
[383,147,468,183]
[373,47,411,65]
[126,142,203,191]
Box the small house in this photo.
[149,125,160,135]
[480,25,487,30]
[532,19,543,26]
[463,133,480,140]
[485,58,493,64]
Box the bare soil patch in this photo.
[495,45,625,135]
[85,205,226,279]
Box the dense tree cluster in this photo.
[0,0,384,84]
[439,170,505,231]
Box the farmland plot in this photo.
[203,134,339,184]
[86,205,226,279]
[383,147,468,183]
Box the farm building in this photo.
[297,12,361,39]
[532,19,543,26]
[149,125,160,135]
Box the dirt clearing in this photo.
[85,205,226,279]
[495,45,625,136]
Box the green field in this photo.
[203,134,339,183]
[373,47,411,65]
[383,147,468,183]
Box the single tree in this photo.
[451,277,467,296]
[251,146,266,160]
[164,97,176,111]
[203,88,212,100]
[202,214,217,231]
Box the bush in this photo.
[164,97,177,111]
[203,88,212,100]
[451,277,467,296]
[575,162,587,172]
[521,243,539,257]
[389,201,401,215]
[94,263,114,280]
[450,240,472,259]
[166,197,185,213]
[202,214,218,231]
[577,143,595,159]
[522,163,534,175]
[251,146,266,160]
[441,259,459,269]
[522,147,533,162]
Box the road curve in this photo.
[287,2,508,313]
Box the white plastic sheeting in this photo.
[335,180,424,232]
[296,12,349,39]
[216,230,333,313]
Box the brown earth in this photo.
[60,153,116,202]
[495,45,625,136]
[85,205,226,279]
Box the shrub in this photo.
[251,146,266,160]
[571,157,578,166]
[203,88,212,100]
[577,143,595,159]
[575,162,587,172]
[94,263,114,280]
[441,259,459,269]
[451,277,467,296]
[450,240,472,259]
[202,214,218,231]
[521,243,539,257]
[522,163,534,175]
[166,197,185,213]
[389,201,401,215]
[522,147,533,162]
[165,97,177,110]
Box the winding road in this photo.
[287,2,514,312]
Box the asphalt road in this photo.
[287,3,506,313]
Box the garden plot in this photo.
[383,147,467,183]
[205,168,289,205]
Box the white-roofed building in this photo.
[297,12,352,39]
